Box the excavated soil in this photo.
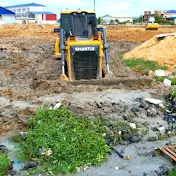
[1,24,176,42]
[107,26,176,42]
[124,35,176,70]
[0,36,155,101]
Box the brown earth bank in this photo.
[0,24,176,42]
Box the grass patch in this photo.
[169,89,176,98]
[123,58,168,72]
[155,76,176,85]
[18,107,109,174]
[0,153,10,176]
[168,169,176,176]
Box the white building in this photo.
[101,14,133,24]
[5,3,57,24]
[0,6,16,24]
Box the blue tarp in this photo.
[0,6,15,15]
[4,3,45,8]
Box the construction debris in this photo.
[154,70,166,77]
[158,145,176,162]
[163,78,172,87]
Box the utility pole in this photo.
[94,0,95,11]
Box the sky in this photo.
[1,0,176,17]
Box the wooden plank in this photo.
[157,33,176,38]
[168,146,176,153]
[164,146,176,158]
[159,147,176,161]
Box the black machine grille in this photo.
[72,52,98,80]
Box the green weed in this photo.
[19,107,110,174]
[0,153,10,176]
[123,58,168,72]
[168,169,176,176]
[155,76,176,85]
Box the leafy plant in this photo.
[97,17,103,24]
[154,14,164,24]
[169,89,176,98]
[168,168,176,176]
[0,153,10,176]
[19,107,109,174]
[138,15,143,23]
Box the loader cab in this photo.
[60,10,97,39]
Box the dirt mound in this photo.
[124,35,176,70]
[0,23,58,37]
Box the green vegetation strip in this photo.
[0,153,10,176]
[155,77,176,85]
[123,58,168,71]
[19,107,110,174]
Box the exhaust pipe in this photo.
[102,28,110,73]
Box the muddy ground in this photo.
[0,36,164,136]
[0,89,175,176]
[0,36,144,101]
[0,25,175,175]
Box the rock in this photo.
[142,69,153,76]
[96,102,102,108]
[53,102,62,109]
[163,78,171,87]
[0,145,6,153]
[154,70,165,77]
[106,130,114,137]
[147,108,158,117]
[8,170,17,176]
[145,98,163,105]
[139,112,147,119]
[24,161,38,170]
[130,123,136,129]
[129,135,141,143]
[115,167,119,170]
[157,127,166,134]
[131,106,140,115]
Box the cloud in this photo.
[36,0,87,7]
[97,2,132,16]
[2,0,176,17]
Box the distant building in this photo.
[5,3,57,24]
[143,11,162,22]
[101,14,133,24]
[163,10,176,21]
[0,6,15,24]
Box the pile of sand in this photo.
[124,35,176,70]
